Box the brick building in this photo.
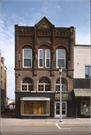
[0,52,7,106]
[15,17,75,118]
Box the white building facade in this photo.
[74,45,91,117]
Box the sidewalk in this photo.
[1,117,91,127]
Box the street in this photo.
[1,124,91,135]
[0,106,91,135]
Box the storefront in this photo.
[74,89,91,118]
[20,97,50,116]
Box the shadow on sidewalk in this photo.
[1,105,15,118]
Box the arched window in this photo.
[55,78,67,91]
[38,77,50,91]
[22,78,33,91]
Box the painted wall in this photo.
[74,45,91,78]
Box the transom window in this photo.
[22,78,33,91]
[23,49,32,68]
[56,49,66,68]
[85,66,91,78]
[38,49,50,68]
[38,77,50,91]
[55,78,67,91]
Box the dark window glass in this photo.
[39,59,43,67]
[90,67,91,77]
[46,59,49,67]
[24,59,31,67]
[58,59,64,67]
[62,110,65,114]
[85,66,91,78]
[28,85,33,91]
[62,103,65,109]
[62,85,66,91]
[56,110,60,114]
[45,85,50,91]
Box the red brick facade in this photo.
[15,17,75,117]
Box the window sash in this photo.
[38,49,44,68]
[23,49,32,68]
[56,49,66,68]
[22,84,33,91]
[45,49,50,68]
[38,83,50,91]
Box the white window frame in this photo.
[45,49,50,68]
[21,78,33,91]
[38,49,44,68]
[54,101,67,118]
[56,49,66,68]
[23,49,32,68]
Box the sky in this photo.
[0,0,90,99]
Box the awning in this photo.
[74,89,91,97]
[20,97,50,101]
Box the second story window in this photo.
[38,77,50,91]
[38,49,50,68]
[55,78,67,92]
[22,78,33,91]
[56,49,66,68]
[23,49,32,68]
[85,66,91,78]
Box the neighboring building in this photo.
[15,17,75,118]
[74,45,91,117]
[7,98,15,104]
[0,52,7,106]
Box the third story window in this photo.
[56,49,66,68]
[38,49,50,68]
[23,49,32,68]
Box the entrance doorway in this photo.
[54,101,67,118]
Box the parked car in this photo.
[9,102,15,105]
[1,105,9,112]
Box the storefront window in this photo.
[21,100,50,116]
[81,100,91,115]
[24,101,46,115]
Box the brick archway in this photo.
[19,43,33,51]
[54,43,69,52]
[36,42,51,51]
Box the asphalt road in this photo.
[1,125,91,135]
[1,106,91,135]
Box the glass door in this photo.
[54,101,67,118]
